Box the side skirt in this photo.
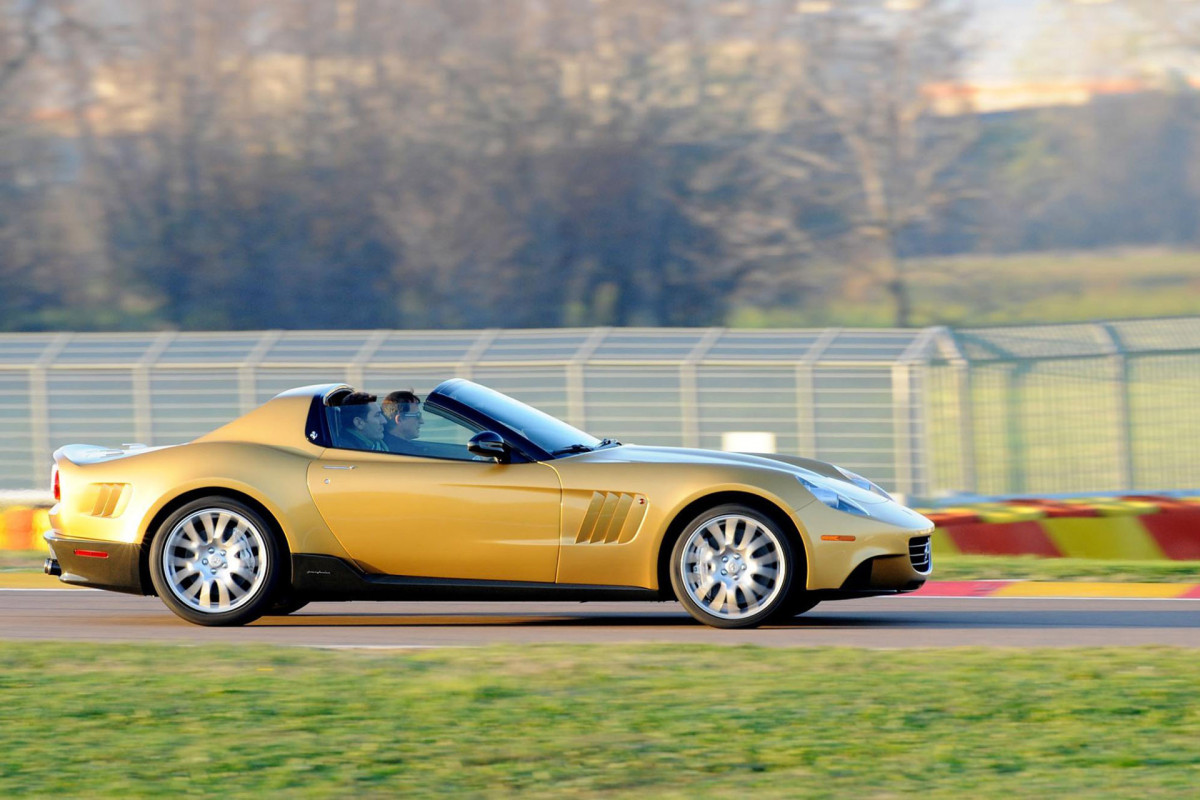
[291,554,661,602]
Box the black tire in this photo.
[148,497,280,627]
[772,591,820,621]
[668,503,799,629]
[266,594,310,616]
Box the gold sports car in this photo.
[45,380,933,629]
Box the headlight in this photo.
[796,474,871,517]
[834,467,893,501]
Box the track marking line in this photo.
[0,587,93,592]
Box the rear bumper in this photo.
[43,530,147,595]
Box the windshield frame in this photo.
[425,379,602,461]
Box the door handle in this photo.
[322,465,357,470]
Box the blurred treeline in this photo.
[0,0,1196,331]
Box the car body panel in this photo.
[305,448,561,581]
[548,447,815,588]
[51,440,352,580]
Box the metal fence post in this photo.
[893,328,941,499]
[457,329,500,380]
[133,331,176,445]
[1097,323,1134,490]
[238,330,282,413]
[680,328,722,448]
[1005,362,1026,495]
[795,329,839,459]
[348,330,391,389]
[566,328,610,430]
[936,327,976,495]
[890,362,916,498]
[29,333,73,488]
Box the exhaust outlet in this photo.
[44,558,61,577]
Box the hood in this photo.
[575,444,891,504]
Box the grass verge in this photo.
[1,643,1198,797]
[730,247,1200,328]
[0,550,47,570]
[932,556,1200,583]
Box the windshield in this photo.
[429,379,601,457]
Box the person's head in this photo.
[382,389,423,440]
[341,392,386,443]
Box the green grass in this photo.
[902,248,1200,327]
[1,643,1197,797]
[933,556,1200,583]
[730,247,1200,328]
[0,550,45,570]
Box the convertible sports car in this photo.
[45,380,933,629]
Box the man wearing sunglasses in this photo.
[381,389,431,454]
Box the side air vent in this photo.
[86,483,131,518]
[575,492,648,544]
[909,535,932,573]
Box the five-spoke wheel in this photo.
[669,504,800,628]
[149,498,280,626]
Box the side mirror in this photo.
[468,431,510,462]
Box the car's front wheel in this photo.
[149,498,280,626]
[266,593,309,616]
[669,504,798,629]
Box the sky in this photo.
[963,0,1167,82]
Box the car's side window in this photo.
[401,407,484,461]
[324,402,389,453]
[320,391,492,461]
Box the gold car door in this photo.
[306,450,562,582]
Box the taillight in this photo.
[51,464,60,502]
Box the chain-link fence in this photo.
[3,319,1199,500]
[928,318,1200,498]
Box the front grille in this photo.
[909,536,932,573]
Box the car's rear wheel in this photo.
[149,498,279,626]
[669,504,797,629]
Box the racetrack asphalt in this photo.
[4,587,1200,648]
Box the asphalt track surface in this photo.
[4,589,1200,647]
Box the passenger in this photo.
[381,389,432,454]
[338,392,388,451]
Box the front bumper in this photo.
[834,533,931,594]
[797,497,934,595]
[43,530,147,595]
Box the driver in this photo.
[381,389,433,454]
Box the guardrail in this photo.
[3,318,1199,499]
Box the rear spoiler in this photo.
[53,443,169,466]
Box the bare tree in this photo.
[763,0,978,326]
[14,0,989,330]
